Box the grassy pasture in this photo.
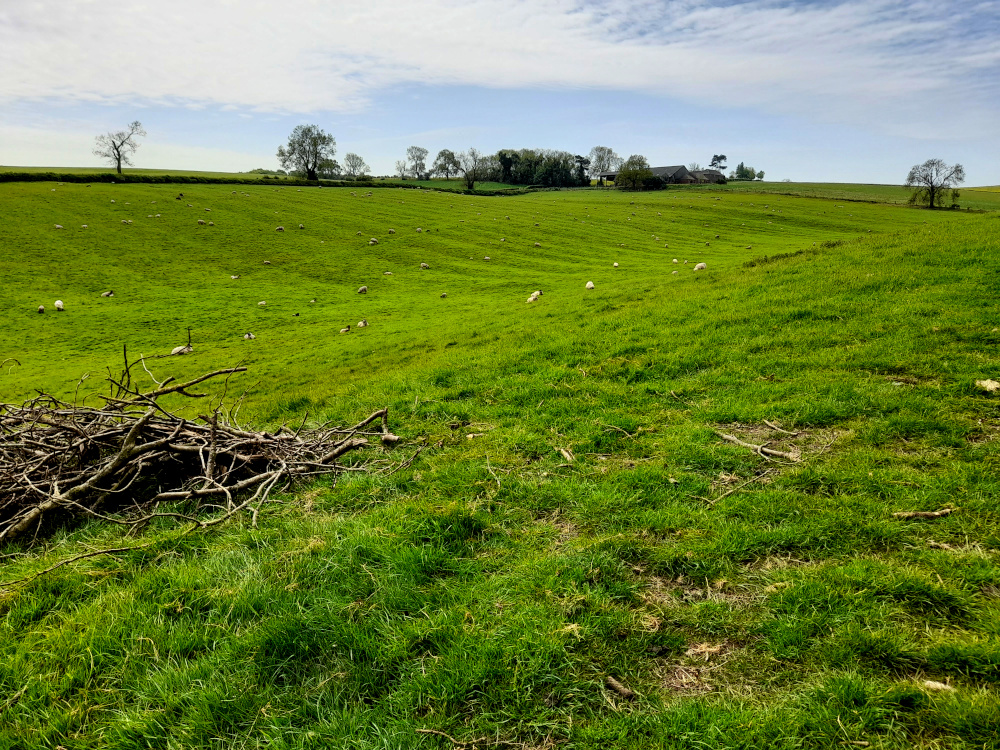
[1,181,1000,749]
[0,165,271,180]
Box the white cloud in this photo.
[1,1,997,138]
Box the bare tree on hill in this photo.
[343,153,369,178]
[93,121,146,175]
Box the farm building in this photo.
[597,165,699,184]
[690,169,726,184]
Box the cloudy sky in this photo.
[1,0,998,184]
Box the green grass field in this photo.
[1,180,999,749]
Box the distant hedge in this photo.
[0,172,372,188]
[0,172,535,195]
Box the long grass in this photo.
[1,181,999,749]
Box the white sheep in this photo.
[263,261,272,265]
[358,286,368,294]
[369,238,379,245]
[54,224,63,229]
[101,290,114,297]
[694,263,707,271]
[340,325,351,334]
[37,305,44,314]
[420,263,430,269]
[208,222,214,226]
[585,281,595,290]
[244,332,256,340]
[416,228,423,233]
[534,242,541,247]
[358,319,368,328]
[388,229,396,234]
[258,301,266,306]
[231,275,241,280]
[81,225,88,229]
[198,219,206,225]
[613,262,619,268]
[276,226,284,232]
[384,271,393,276]
[54,300,64,311]
[299,224,304,229]
[672,270,678,275]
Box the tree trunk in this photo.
[307,168,318,181]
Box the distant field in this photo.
[2,180,999,749]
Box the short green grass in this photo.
[1,181,999,749]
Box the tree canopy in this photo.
[276,125,336,181]
[589,146,623,180]
[615,155,653,190]
[906,159,965,209]
[93,121,146,175]
[432,149,460,178]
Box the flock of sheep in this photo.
[35,186,725,355]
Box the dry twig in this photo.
[0,358,399,547]
[714,431,799,462]
[893,508,955,520]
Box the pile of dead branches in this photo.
[0,361,399,546]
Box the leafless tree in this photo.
[394,160,408,179]
[93,121,147,175]
[406,146,429,179]
[457,148,486,190]
[906,159,965,208]
[343,152,369,177]
[588,146,623,183]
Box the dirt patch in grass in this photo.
[654,640,740,695]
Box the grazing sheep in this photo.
[101,290,114,297]
[263,261,272,265]
[358,319,368,328]
[299,224,305,229]
[111,200,115,203]
[705,242,710,246]
[276,226,284,232]
[715,235,720,239]
[534,242,541,247]
[358,286,368,294]
[340,326,351,334]
[384,271,393,276]
[388,229,396,234]
[54,224,63,229]
[121,220,128,225]
[231,275,240,280]
[243,332,256,340]
[198,219,206,225]
[309,298,316,303]
[356,231,363,236]
[673,258,678,263]
[440,293,447,298]
[585,281,595,290]
[420,263,430,269]
[369,238,378,245]
[208,222,214,226]
[672,270,678,275]
[171,344,192,355]
[205,208,211,212]
[81,225,88,229]
[54,300,64,311]
[258,301,266,306]
[484,256,491,261]
[187,204,193,207]
[500,238,505,242]
[613,262,619,268]
[694,262,707,271]
[37,305,44,314]
[416,228,423,233]
[527,293,539,303]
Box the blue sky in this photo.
[1,0,997,184]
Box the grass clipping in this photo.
[0,359,399,546]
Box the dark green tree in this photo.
[276,125,336,181]
[616,155,653,190]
